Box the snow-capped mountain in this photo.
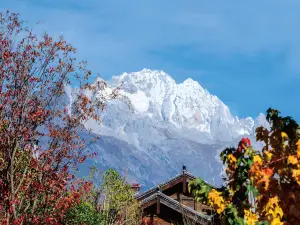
[74,69,267,190]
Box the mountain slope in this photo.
[72,69,267,190]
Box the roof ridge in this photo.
[136,172,220,199]
[135,173,183,199]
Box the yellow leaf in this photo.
[296,139,300,156]
[264,150,273,161]
[292,169,300,185]
[296,139,300,147]
[244,209,258,225]
[273,206,283,218]
[281,132,289,140]
[227,154,237,164]
[264,196,280,213]
[271,217,283,225]
[269,196,280,205]
[207,189,225,214]
[288,155,298,165]
[253,155,263,165]
[217,205,225,214]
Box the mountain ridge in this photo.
[71,69,267,189]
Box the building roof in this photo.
[135,170,220,200]
[136,168,221,225]
[140,191,214,224]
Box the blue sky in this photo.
[2,0,300,121]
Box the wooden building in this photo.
[135,167,221,225]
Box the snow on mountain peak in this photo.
[97,69,266,144]
[182,78,206,93]
[74,69,269,189]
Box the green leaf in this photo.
[236,217,246,225]
[257,221,270,225]
[245,184,259,198]
[247,158,253,167]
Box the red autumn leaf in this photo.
[78,156,86,163]
[241,137,251,146]
[0,10,118,223]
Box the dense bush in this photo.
[63,168,141,225]
[63,201,104,225]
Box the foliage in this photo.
[189,108,300,225]
[63,201,104,225]
[0,10,118,224]
[63,167,141,225]
[63,166,103,225]
[101,168,141,225]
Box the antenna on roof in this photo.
[182,165,187,172]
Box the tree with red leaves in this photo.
[0,11,118,224]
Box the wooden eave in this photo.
[140,191,213,225]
